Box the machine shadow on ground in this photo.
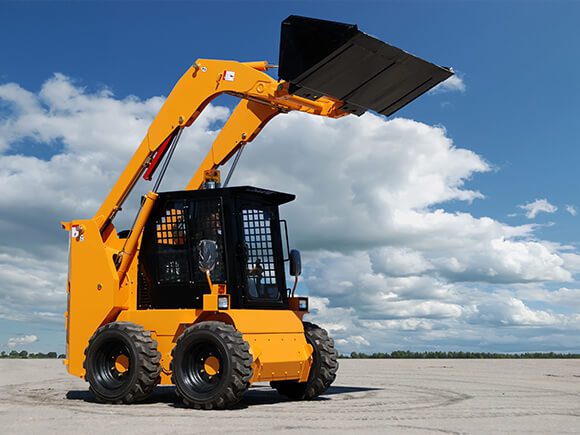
[65,385,382,409]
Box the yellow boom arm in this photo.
[93,59,347,232]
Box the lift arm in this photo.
[93,59,346,232]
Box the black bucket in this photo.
[278,15,453,116]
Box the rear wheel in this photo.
[271,321,338,400]
[171,321,253,409]
[84,322,161,404]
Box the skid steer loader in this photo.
[62,16,452,409]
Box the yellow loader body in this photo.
[64,218,311,384]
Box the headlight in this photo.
[218,295,229,310]
[298,298,308,311]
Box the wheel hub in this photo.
[114,354,130,374]
[203,355,220,376]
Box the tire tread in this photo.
[171,321,252,410]
[84,322,161,404]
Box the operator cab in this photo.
[137,186,296,310]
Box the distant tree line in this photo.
[344,351,580,359]
[0,351,65,359]
[3,349,579,359]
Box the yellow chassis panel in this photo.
[67,301,312,384]
[116,309,312,384]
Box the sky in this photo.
[1,0,580,354]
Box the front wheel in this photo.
[271,321,338,400]
[171,321,253,409]
[84,322,161,404]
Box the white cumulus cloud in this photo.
[430,73,466,94]
[7,334,38,348]
[519,198,558,219]
[1,74,579,353]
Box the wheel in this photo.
[271,321,338,400]
[84,322,161,404]
[171,321,253,409]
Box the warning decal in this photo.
[223,70,235,82]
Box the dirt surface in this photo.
[0,359,579,434]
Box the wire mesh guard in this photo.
[242,208,278,299]
[155,203,190,283]
[191,199,225,283]
[154,199,226,285]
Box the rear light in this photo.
[298,298,308,311]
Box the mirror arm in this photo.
[205,270,214,292]
[291,275,298,297]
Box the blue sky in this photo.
[1,1,580,353]
[2,1,579,239]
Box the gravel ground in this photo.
[0,359,579,434]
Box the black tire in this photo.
[84,322,161,404]
[271,322,338,400]
[171,321,253,410]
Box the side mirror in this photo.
[198,240,218,273]
[289,249,302,276]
